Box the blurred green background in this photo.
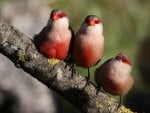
[1,0,150,113]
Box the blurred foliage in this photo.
[0,0,8,3]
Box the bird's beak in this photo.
[51,14,59,20]
[88,20,95,26]
[128,61,132,65]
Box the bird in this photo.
[72,15,104,83]
[34,9,73,65]
[95,53,134,107]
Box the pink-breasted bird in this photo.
[72,15,104,81]
[95,53,134,107]
[34,9,73,65]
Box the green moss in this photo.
[18,52,29,62]
[107,99,113,106]
[84,86,91,93]
[117,106,134,113]
[95,102,103,109]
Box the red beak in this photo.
[51,14,59,20]
[88,20,95,26]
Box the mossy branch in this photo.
[0,19,135,113]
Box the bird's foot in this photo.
[117,96,122,109]
[96,85,101,95]
[48,58,60,65]
[65,63,75,79]
[71,68,75,78]
[70,63,75,78]
[68,66,75,80]
[85,77,90,87]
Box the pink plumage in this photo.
[34,9,72,60]
[73,15,104,68]
[95,53,134,96]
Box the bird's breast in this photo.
[73,34,104,68]
[39,29,71,59]
[40,40,70,59]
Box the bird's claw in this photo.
[117,96,122,109]
[85,76,90,87]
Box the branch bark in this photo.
[0,19,134,113]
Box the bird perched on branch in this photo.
[72,15,104,83]
[95,53,134,107]
[34,9,73,65]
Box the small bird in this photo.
[95,53,134,107]
[72,15,104,82]
[34,9,72,65]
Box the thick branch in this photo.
[0,19,134,113]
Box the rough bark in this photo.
[0,19,134,113]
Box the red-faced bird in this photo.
[95,53,134,107]
[34,9,72,65]
[73,15,104,81]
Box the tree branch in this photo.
[0,19,134,113]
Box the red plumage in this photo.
[95,53,133,96]
[34,9,72,60]
[73,15,104,68]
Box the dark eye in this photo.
[85,18,89,23]
[58,13,66,18]
[122,58,127,62]
[121,56,132,65]
[95,20,100,24]
[50,13,54,18]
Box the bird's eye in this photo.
[95,19,100,24]
[122,57,127,62]
[50,13,55,18]
[58,13,66,18]
[121,56,132,65]
[85,18,89,24]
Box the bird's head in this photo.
[79,15,103,34]
[47,9,69,27]
[115,53,132,65]
[84,15,101,26]
[50,9,66,20]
